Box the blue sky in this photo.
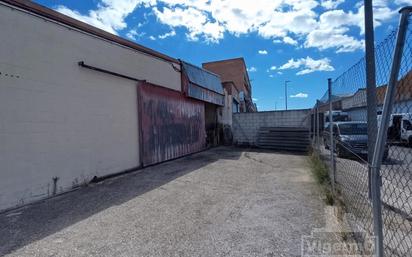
[35,0,411,111]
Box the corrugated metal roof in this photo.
[181,61,224,95]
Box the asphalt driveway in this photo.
[0,147,326,257]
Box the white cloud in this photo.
[279,56,335,75]
[252,98,258,102]
[149,35,156,40]
[126,29,138,40]
[395,0,412,5]
[304,2,397,52]
[290,93,309,98]
[54,0,402,52]
[258,50,268,55]
[153,6,223,42]
[270,66,277,71]
[258,12,317,42]
[320,0,344,10]
[283,36,298,46]
[55,6,114,34]
[247,66,257,72]
[304,9,364,52]
[126,29,146,40]
[269,74,274,78]
[55,0,155,34]
[207,0,288,35]
[155,0,397,51]
[158,30,176,39]
[277,71,283,75]
[305,28,364,53]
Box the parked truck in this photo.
[378,113,412,146]
[389,113,412,145]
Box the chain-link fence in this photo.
[311,8,412,257]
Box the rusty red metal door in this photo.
[138,82,206,166]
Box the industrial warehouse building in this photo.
[0,0,235,211]
[312,71,412,127]
[341,72,412,120]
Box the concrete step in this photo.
[256,126,310,152]
[257,139,310,145]
[259,127,309,132]
[257,144,309,152]
[257,135,310,141]
[258,132,310,137]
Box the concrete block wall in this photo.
[232,109,311,145]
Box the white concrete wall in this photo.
[232,109,311,145]
[0,4,180,211]
[346,101,412,121]
[346,108,368,121]
[342,90,366,110]
[218,88,233,126]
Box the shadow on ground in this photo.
[0,146,245,256]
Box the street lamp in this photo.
[285,80,291,110]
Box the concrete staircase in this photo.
[256,127,310,152]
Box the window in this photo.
[338,123,367,135]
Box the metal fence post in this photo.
[314,105,317,149]
[314,101,317,151]
[316,100,320,151]
[364,0,378,200]
[312,105,316,149]
[371,7,412,257]
[328,79,336,192]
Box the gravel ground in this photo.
[0,147,326,257]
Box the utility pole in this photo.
[285,80,291,110]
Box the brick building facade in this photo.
[202,58,257,112]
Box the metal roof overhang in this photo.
[181,61,225,106]
[187,83,225,106]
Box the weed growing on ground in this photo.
[308,151,334,206]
